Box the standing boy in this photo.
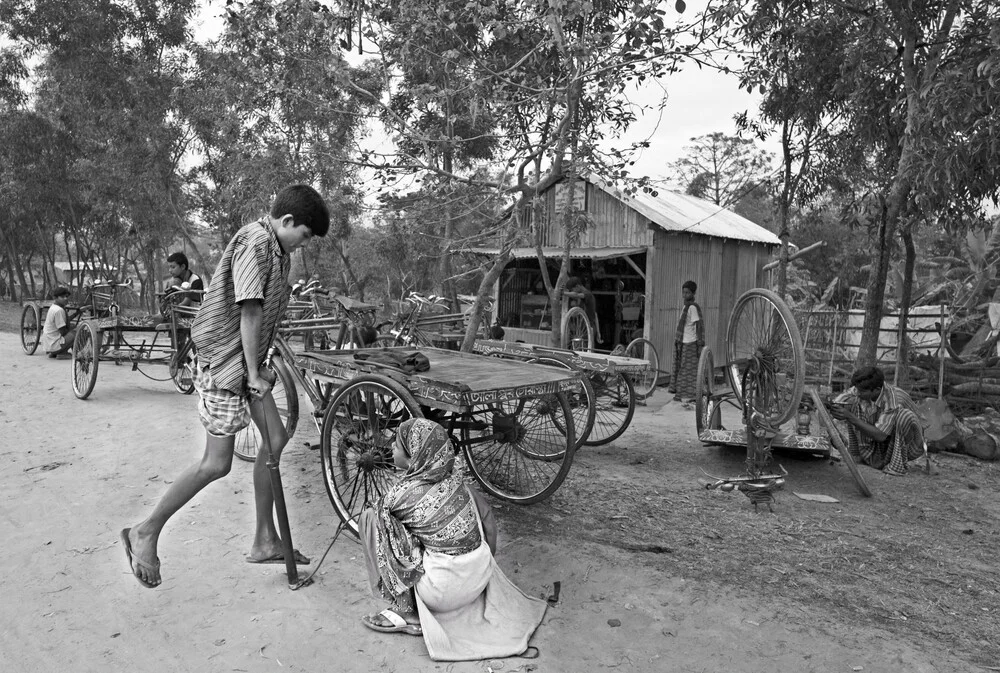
[41,286,76,358]
[671,280,704,402]
[122,184,329,588]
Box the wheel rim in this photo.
[695,348,722,433]
[72,323,98,398]
[582,371,635,446]
[561,307,594,350]
[21,305,39,354]
[725,289,805,425]
[461,393,576,503]
[625,338,659,399]
[528,357,595,447]
[320,378,422,535]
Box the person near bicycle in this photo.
[163,251,204,309]
[670,280,704,402]
[41,286,77,359]
[358,418,546,660]
[565,276,602,344]
[121,184,330,588]
[829,366,926,476]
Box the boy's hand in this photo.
[828,405,852,422]
[247,369,274,400]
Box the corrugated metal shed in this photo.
[587,175,781,245]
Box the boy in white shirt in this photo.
[41,286,76,358]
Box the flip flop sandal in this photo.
[121,527,160,589]
[362,608,422,636]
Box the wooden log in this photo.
[951,382,1000,395]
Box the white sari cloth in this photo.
[413,511,547,661]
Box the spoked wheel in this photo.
[695,348,723,434]
[320,375,423,536]
[234,357,300,462]
[169,343,196,395]
[624,337,660,399]
[582,371,636,446]
[526,356,596,448]
[561,306,595,351]
[725,288,805,426]
[20,304,41,355]
[460,392,576,504]
[71,321,100,399]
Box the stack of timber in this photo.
[909,353,1000,410]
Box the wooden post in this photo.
[938,304,946,400]
[827,312,839,391]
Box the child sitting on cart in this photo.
[41,287,76,359]
[358,418,546,661]
[121,184,329,588]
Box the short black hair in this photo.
[52,286,71,298]
[683,280,697,293]
[566,276,581,290]
[270,184,330,237]
[166,252,189,269]
[851,366,885,392]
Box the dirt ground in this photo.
[0,317,997,672]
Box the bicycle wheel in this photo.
[582,371,636,446]
[169,341,196,395]
[461,392,576,504]
[526,356,595,448]
[21,304,41,355]
[561,306,594,351]
[320,375,423,536]
[624,337,659,399]
[233,356,300,462]
[725,288,805,426]
[71,321,100,400]
[695,347,723,434]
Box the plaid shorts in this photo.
[193,357,251,437]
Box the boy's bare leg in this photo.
[127,435,236,586]
[247,391,293,560]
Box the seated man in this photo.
[830,366,925,476]
[162,251,204,310]
[42,286,76,358]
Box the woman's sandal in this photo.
[362,608,422,636]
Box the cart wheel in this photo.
[624,337,660,399]
[561,306,595,351]
[320,375,423,536]
[460,392,576,504]
[72,321,100,399]
[169,342,196,395]
[233,356,299,462]
[695,348,723,434]
[725,288,805,426]
[526,356,595,448]
[582,371,636,446]
[20,304,41,355]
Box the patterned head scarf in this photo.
[373,419,475,597]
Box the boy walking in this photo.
[122,184,329,588]
[42,286,76,358]
[671,280,704,402]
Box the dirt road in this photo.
[0,331,993,672]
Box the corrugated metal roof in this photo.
[587,175,781,245]
[463,246,646,260]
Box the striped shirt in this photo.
[191,219,291,394]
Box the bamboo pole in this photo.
[827,312,839,390]
[938,304,946,400]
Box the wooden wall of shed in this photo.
[537,183,655,248]
[648,232,773,376]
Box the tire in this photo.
[461,392,576,504]
[624,337,660,399]
[724,288,805,426]
[695,348,723,434]
[169,342,196,395]
[561,306,594,351]
[72,321,100,400]
[233,356,300,462]
[527,356,595,448]
[582,371,636,446]
[320,375,423,536]
[21,304,41,355]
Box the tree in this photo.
[669,132,773,208]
